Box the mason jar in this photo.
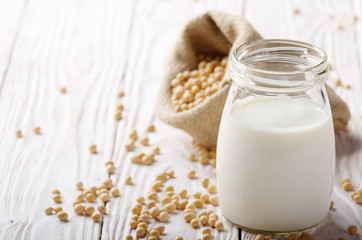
[216,39,335,235]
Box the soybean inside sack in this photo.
[156,11,350,147]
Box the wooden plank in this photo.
[0,0,27,87]
[0,0,128,239]
[242,0,362,239]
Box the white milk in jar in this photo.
[217,97,335,232]
[217,39,335,234]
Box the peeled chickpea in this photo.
[54,206,63,213]
[354,194,362,204]
[89,144,97,154]
[184,212,196,222]
[186,203,196,210]
[147,200,157,209]
[152,146,160,155]
[157,211,168,222]
[191,85,200,95]
[76,181,84,191]
[99,189,109,195]
[342,182,353,191]
[198,210,207,218]
[188,154,196,161]
[44,207,54,215]
[208,217,217,227]
[193,199,204,208]
[74,204,85,215]
[84,206,95,216]
[135,227,146,237]
[184,208,195,214]
[200,215,208,225]
[201,193,209,203]
[153,224,165,234]
[202,227,212,235]
[91,212,101,222]
[125,141,135,151]
[147,192,158,201]
[118,91,125,97]
[201,178,209,188]
[140,209,150,215]
[97,206,107,215]
[139,214,150,223]
[255,234,265,240]
[193,192,201,199]
[202,234,212,240]
[151,181,163,191]
[56,211,68,221]
[139,136,149,146]
[135,196,145,204]
[103,179,113,189]
[137,222,148,231]
[179,189,187,198]
[215,220,224,231]
[125,176,132,185]
[210,195,219,206]
[131,204,142,215]
[129,129,138,140]
[116,104,124,110]
[163,203,176,213]
[150,207,160,218]
[15,129,22,138]
[165,185,174,192]
[168,170,175,178]
[106,164,115,174]
[52,194,62,203]
[86,193,96,202]
[208,185,216,194]
[147,124,155,132]
[149,231,160,239]
[209,213,218,220]
[114,111,122,121]
[190,218,199,228]
[178,199,188,210]
[110,187,120,197]
[187,170,196,179]
[348,225,358,235]
[340,178,351,185]
[129,219,137,229]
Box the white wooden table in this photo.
[0,0,361,239]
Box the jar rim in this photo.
[232,39,328,75]
[229,39,329,94]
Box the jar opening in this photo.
[229,39,329,94]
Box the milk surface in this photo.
[217,97,335,232]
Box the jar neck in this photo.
[229,39,329,96]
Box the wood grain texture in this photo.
[0,0,361,239]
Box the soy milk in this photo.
[217,97,335,232]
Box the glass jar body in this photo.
[216,39,335,234]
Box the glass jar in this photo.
[216,39,335,235]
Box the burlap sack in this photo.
[156,11,351,147]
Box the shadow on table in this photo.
[335,130,361,158]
